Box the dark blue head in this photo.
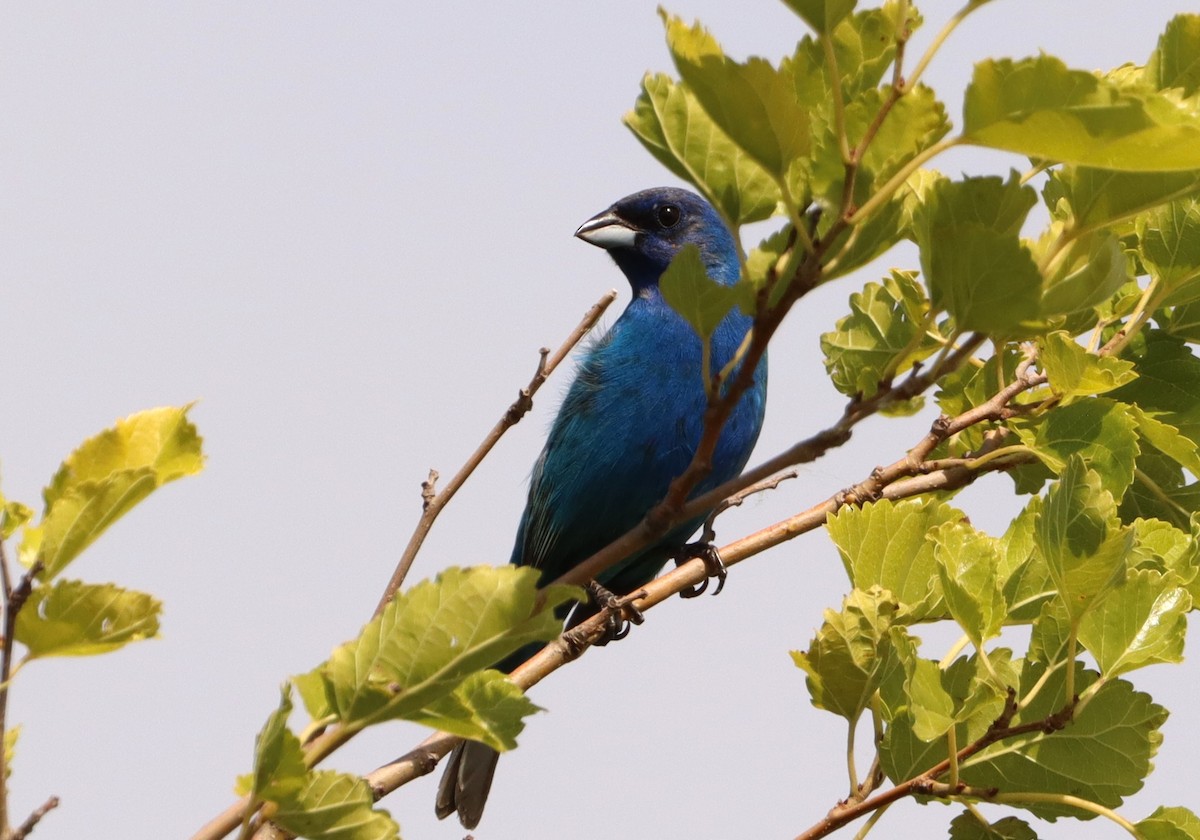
[575,187,739,293]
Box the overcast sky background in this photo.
[0,2,1195,838]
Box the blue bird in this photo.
[435,187,767,828]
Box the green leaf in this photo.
[999,500,1056,622]
[1138,197,1200,306]
[1146,14,1200,96]
[273,771,399,840]
[659,244,743,340]
[1162,299,1200,342]
[0,500,32,541]
[1043,166,1200,232]
[1129,407,1200,475]
[935,346,1023,456]
[14,580,160,659]
[823,198,907,283]
[932,521,1007,648]
[1039,230,1130,321]
[1120,447,1200,529]
[1038,332,1137,398]
[1077,568,1190,676]
[820,270,939,398]
[1010,398,1141,501]
[625,73,780,224]
[790,587,900,722]
[811,83,949,221]
[963,665,1166,819]
[239,685,307,802]
[788,6,911,103]
[1028,597,1072,666]
[1138,806,1200,840]
[948,811,1037,840]
[913,174,1042,334]
[1034,457,1131,620]
[663,13,809,178]
[43,405,203,508]
[891,629,955,741]
[33,406,204,579]
[314,566,580,729]
[4,727,17,780]
[825,498,964,620]
[295,666,336,722]
[963,55,1200,171]
[406,670,540,752]
[782,0,856,33]
[1128,517,1200,604]
[1111,331,1200,438]
[880,647,1017,777]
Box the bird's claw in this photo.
[674,541,727,598]
[586,581,646,646]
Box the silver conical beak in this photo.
[575,211,637,249]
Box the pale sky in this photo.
[0,2,1194,839]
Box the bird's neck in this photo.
[610,250,740,295]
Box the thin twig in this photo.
[793,690,1076,840]
[0,545,41,840]
[699,469,798,544]
[373,289,618,615]
[9,796,59,840]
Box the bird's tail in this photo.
[434,739,501,829]
[433,596,608,827]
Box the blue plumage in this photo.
[516,187,766,589]
[436,187,767,828]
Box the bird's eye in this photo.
[657,204,681,228]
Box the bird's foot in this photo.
[674,541,727,598]
[587,580,646,646]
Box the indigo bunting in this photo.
[435,187,767,828]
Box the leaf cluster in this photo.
[0,406,204,832]
[617,1,1200,837]
[236,567,583,838]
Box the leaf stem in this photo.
[1103,277,1167,358]
[1064,632,1078,706]
[849,804,890,840]
[847,137,961,225]
[984,791,1139,836]
[822,37,851,166]
[846,716,861,794]
[946,726,959,788]
[939,635,971,668]
[1132,467,1192,520]
[1015,659,1064,714]
[904,0,990,91]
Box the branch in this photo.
[358,358,1046,805]
[373,289,618,615]
[201,331,1022,840]
[8,795,58,840]
[551,331,989,590]
[0,544,43,840]
[794,690,1076,840]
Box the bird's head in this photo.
[575,187,739,293]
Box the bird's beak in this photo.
[575,210,637,250]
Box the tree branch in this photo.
[0,545,43,840]
[374,289,618,615]
[8,795,58,840]
[550,331,989,590]
[356,358,1047,807]
[793,690,1077,840]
